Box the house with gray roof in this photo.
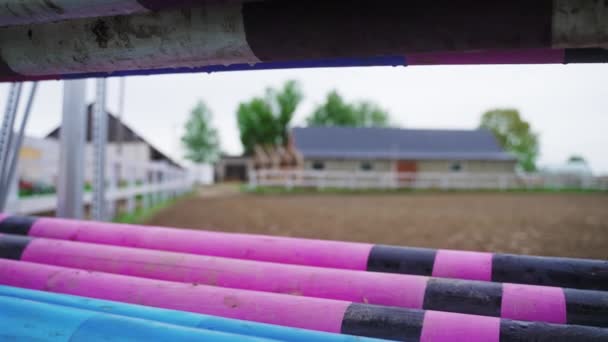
[290,126,517,174]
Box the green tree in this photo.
[480,109,539,172]
[181,101,220,163]
[237,80,303,155]
[306,90,390,127]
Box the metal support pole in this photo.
[0,82,38,210]
[92,79,108,221]
[4,168,19,213]
[0,83,22,191]
[56,80,87,219]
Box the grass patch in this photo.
[113,192,194,224]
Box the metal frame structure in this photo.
[0,82,40,212]
[92,79,108,221]
[55,80,87,219]
[0,83,21,185]
[0,82,38,209]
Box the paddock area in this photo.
[146,187,608,259]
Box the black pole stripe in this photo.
[565,48,608,64]
[492,253,608,291]
[367,245,436,276]
[499,319,608,342]
[340,302,608,341]
[423,278,503,317]
[0,234,33,260]
[422,278,608,328]
[0,216,37,236]
[565,289,608,328]
[242,0,553,62]
[340,303,424,341]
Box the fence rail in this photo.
[250,169,608,191]
[8,159,193,216]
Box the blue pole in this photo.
[0,295,275,342]
[0,285,387,342]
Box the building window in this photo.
[312,161,325,170]
[450,161,462,172]
[360,161,373,171]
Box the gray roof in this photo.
[292,126,516,161]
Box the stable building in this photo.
[290,126,517,174]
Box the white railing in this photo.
[250,169,608,191]
[8,159,194,216]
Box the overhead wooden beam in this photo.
[0,0,606,82]
[0,0,202,27]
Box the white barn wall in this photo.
[417,160,516,173]
[303,159,393,172]
[18,136,159,185]
[303,158,516,174]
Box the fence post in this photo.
[177,170,183,196]
[106,161,118,221]
[168,170,174,199]
[142,169,151,209]
[249,169,257,189]
[286,170,293,190]
[159,166,166,202]
[155,168,162,204]
[126,164,136,214]
[150,169,157,206]
[499,175,507,191]
[318,171,325,190]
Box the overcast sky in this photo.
[1,63,607,174]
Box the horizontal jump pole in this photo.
[1,214,606,291]
[0,259,606,341]
[0,0,201,27]
[0,0,606,81]
[1,48,607,82]
[0,233,606,328]
[0,295,274,342]
[0,285,384,342]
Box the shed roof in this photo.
[292,126,516,161]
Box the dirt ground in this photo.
[145,186,608,259]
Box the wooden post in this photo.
[126,164,136,214]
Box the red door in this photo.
[397,160,417,173]
[396,160,417,186]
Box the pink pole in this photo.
[26,216,374,270]
[8,234,607,328]
[1,259,605,341]
[19,236,427,309]
[0,258,348,333]
[2,215,607,292]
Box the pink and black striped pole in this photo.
[0,214,606,291]
[0,258,606,341]
[0,233,606,328]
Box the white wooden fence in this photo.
[250,169,608,191]
[7,159,193,217]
